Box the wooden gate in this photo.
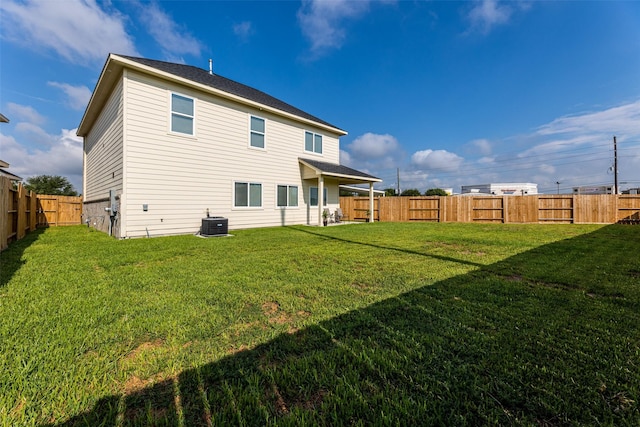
[36,195,83,227]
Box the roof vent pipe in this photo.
[209,59,213,75]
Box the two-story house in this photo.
[77,54,380,238]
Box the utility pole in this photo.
[556,181,560,195]
[613,136,618,195]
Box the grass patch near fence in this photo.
[0,223,639,425]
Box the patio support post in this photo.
[318,175,324,226]
[369,183,375,223]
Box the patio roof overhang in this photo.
[298,158,381,185]
[340,185,386,196]
[299,158,381,226]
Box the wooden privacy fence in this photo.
[340,195,640,225]
[1,176,83,251]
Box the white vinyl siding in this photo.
[250,115,265,149]
[84,78,124,200]
[170,93,194,135]
[277,185,298,207]
[107,70,343,237]
[304,131,322,154]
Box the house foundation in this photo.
[83,198,121,238]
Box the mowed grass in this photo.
[0,222,639,426]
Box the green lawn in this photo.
[1,223,638,426]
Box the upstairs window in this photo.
[234,182,262,207]
[305,131,322,154]
[171,93,194,135]
[277,185,298,207]
[250,116,265,148]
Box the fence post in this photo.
[29,191,37,231]
[17,184,27,239]
[0,177,9,251]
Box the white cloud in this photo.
[0,0,138,64]
[48,82,92,110]
[411,149,464,172]
[515,135,591,158]
[233,21,255,42]
[5,103,46,126]
[341,133,403,185]
[297,0,372,56]
[0,128,83,191]
[399,170,430,192]
[536,100,640,137]
[538,164,556,175]
[348,133,400,160]
[478,156,495,164]
[468,138,493,156]
[340,149,352,166]
[14,122,53,146]
[466,0,513,34]
[138,2,202,59]
[515,101,640,163]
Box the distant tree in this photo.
[400,188,421,196]
[383,188,398,196]
[24,175,78,196]
[425,188,448,196]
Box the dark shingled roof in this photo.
[299,158,380,181]
[0,169,23,181]
[120,55,342,131]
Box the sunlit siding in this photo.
[121,70,342,237]
[84,78,123,201]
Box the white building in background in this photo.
[461,183,538,196]
[572,185,614,195]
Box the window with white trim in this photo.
[305,131,322,154]
[234,182,262,207]
[277,185,298,207]
[250,116,265,148]
[171,93,194,135]
[309,186,328,206]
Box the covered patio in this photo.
[299,158,382,226]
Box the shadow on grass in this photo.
[290,224,486,269]
[0,228,45,290]
[48,225,640,426]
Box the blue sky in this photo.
[1,0,639,194]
